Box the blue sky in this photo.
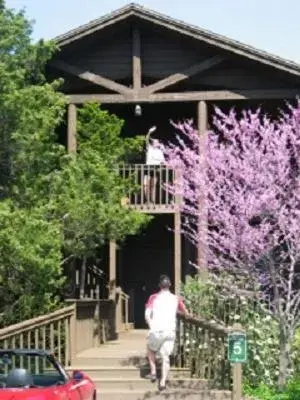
[6,0,300,63]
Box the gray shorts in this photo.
[147,330,175,356]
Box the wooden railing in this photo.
[0,295,243,396]
[0,298,120,366]
[174,315,231,389]
[64,263,108,300]
[68,299,116,353]
[0,305,75,366]
[115,287,132,333]
[119,164,176,212]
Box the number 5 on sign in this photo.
[228,332,247,363]
[233,342,242,355]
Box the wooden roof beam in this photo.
[51,60,133,95]
[67,88,300,104]
[132,27,142,91]
[143,55,224,94]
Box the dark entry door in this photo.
[121,215,174,328]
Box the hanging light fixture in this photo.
[134,104,142,116]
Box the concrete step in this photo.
[75,349,147,360]
[67,366,191,380]
[73,354,167,368]
[97,389,232,400]
[72,355,147,367]
[92,378,208,391]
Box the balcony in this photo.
[119,164,177,213]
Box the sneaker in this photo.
[147,373,156,383]
[159,383,166,391]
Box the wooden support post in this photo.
[109,240,117,299]
[174,212,181,294]
[79,257,87,299]
[197,100,208,273]
[125,296,129,329]
[232,363,243,400]
[132,27,141,91]
[67,103,77,153]
[174,169,181,294]
[231,322,244,400]
[69,303,77,365]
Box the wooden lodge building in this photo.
[48,3,300,328]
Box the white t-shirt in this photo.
[146,145,165,165]
[145,290,185,332]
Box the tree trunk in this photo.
[79,256,87,299]
[278,326,291,389]
[63,257,76,298]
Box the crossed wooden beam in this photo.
[50,27,224,97]
[51,27,299,104]
[50,59,134,95]
[50,55,224,96]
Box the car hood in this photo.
[0,387,65,400]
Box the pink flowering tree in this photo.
[164,103,300,387]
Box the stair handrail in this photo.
[115,286,130,333]
[180,313,229,335]
[0,305,75,339]
[0,305,76,366]
[175,312,231,391]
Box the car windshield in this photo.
[0,351,66,389]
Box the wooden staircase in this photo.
[67,329,232,400]
[0,294,238,399]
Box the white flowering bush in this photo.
[182,274,280,386]
[291,328,300,376]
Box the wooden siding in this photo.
[141,27,213,79]
[48,17,300,95]
[57,23,132,81]
[188,57,300,90]
[67,40,131,81]
[140,24,300,90]
[159,66,299,93]
[51,72,116,95]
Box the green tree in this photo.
[50,104,149,276]
[0,2,59,195]
[0,2,66,325]
[0,3,149,325]
[0,201,64,327]
[77,103,145,164]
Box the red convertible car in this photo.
[0,348,96,400]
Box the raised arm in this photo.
[146,131,151,147]
[146,126,157,147]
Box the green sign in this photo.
[228,331,247,363]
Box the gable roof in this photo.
[54,3,300,77]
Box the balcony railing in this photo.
[119,164,176,212]
[64,263,108,300]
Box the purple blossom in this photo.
[163,101,300,385]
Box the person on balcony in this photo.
[144,129,165,203]
[144,275,190,391]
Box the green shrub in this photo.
[244,383,276,400]
[244,377,300,399]
[182,275,280,386]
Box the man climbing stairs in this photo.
[67,330,232,400]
